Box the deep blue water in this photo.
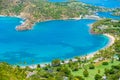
[49,0,120,8]
[0,17,109,65]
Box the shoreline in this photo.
[85,33,115,59]
[0,14,100,31]
[85,23,115,59]
[0,15,115,68]
[0,15,24,19]
[0,14,83,31]
[21,29,115,69]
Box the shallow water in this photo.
[0,0,120,65]
[0,17,109,65]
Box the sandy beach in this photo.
[85,33,115,59]
[71,15,82,20]
[0,15,22,18]
[0,15,115,68]
[21,20,115,69]
[0,15,7,17]
[26,33,115,69]
[85,23,115,59]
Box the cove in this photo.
[49,0,120,8]
[0,17,109,66]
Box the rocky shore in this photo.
[16,20,34,31]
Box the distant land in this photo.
[0,0,111,31]
[0,0,120,80]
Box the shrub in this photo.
[98,69,100,73]
[37,64,41,68]
[112,65,120,69]
[72,63,80,71]
[61,67,72,76]
[109,69,115,74]
[74,76,84,80]
[89,64,95,69]
[83,69,89,77]
[104,68,110,75]
[94,74,102,80]
[102,62,109,65]
[52,59,61,67]
[61,60,64,63]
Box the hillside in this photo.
[0,0,108,30]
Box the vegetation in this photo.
[0,0,120,80]
[113,8,120,16]
[89,64,95,69]
[0,18,120,79]
[102,62,109,65]
[92,19,120,35]
[0,58,120,80]
[92,19,120,59]
[0,63,26,80]
[52,59,61,67]
[94,74,102,80]
[72,19,120,80]
[0,0,111,30]
[0,0,107,20]
[83,69,89,77]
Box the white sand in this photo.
[2,15,114,68]
[21,24,115,69]
[71,17,82,20]
[0,15,7,17]
[0,15,25,19]
[85,33,115,59]
[26,34,115,69]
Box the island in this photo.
[0,0,120,80]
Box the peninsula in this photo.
[0,0,110,31]
[0,0,120,80]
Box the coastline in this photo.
[20,18,114,69]
[85,33,115,59]
[0,15,24,19]
[0,14,100,31]
[0,15,115,68]
[85,23,115,59]
[0,15,82,31]
[21,30,115,69]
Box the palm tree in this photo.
[52,59,61,67]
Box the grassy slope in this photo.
[72,60,120,80]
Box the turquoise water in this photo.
[96,12,120,20]
[0,0,120,65]
[0,17,109,65]
[49,0,120,8]
[79,0,120,8]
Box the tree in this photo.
[89,64,95,69]
[117,54,120,61]
[115,40,120,61]
[72,62,80,71]
[61,67,72,76]
[52,59,61,67]
[98,69,100,73]
[102,62,109,65]
[94,74,102,80]
[37,64,41,68]
[74,76,84,80]
[83,69,89,77]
